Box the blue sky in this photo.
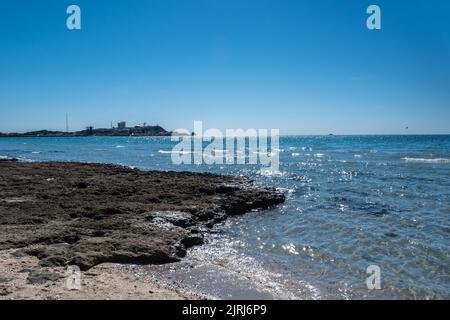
[0,0,449,134]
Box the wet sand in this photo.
[0,159,285,299]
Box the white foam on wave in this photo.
[257,168,284,177]
[301,153,324,158]
[402,157,450,163]
[251,151,278,156]
[188,232,322,299]
[281,243,299,255]
[276,187,296,198]
[158,149,194,155]
[1,155,35,162]
[313,153,324,158]
[212,149,230,155]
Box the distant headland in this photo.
[0,121,176,137]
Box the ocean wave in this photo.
[17,157,35,162]
[251,151,278,157]
[402,157,450,163]
[0,155,36,162]
[212,149,230,154]
[281,243,300,255]
[313,153,324,158]
[187,233,318,299]
[276,187,296,196]
[158,149,194,154]
[257,168,284,177]
[289,146,312,151]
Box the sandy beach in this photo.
[0,248,203,300]
[0,159,285,299]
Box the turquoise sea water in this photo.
[1,135,449,299]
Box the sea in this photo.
[1,135,449,299]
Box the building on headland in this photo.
[0,121,174,137]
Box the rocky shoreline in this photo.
[0,159,284,299]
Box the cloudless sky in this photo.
[0,0,449,134]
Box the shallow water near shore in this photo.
[1,135,449,299]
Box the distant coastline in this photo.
[0,124,178,137]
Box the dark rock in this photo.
[97,207,125,215]
[215,185,239,194]
[75,181,88,189]
[0,276,12,283]
[181,234,204,248]
[146,211,196,228]
[26,269,64,284]
[384,232,399,238]
[197,187,215,195]
[0,286,13,296]
[0,161,285,270]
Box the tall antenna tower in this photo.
[65,113,69,133]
